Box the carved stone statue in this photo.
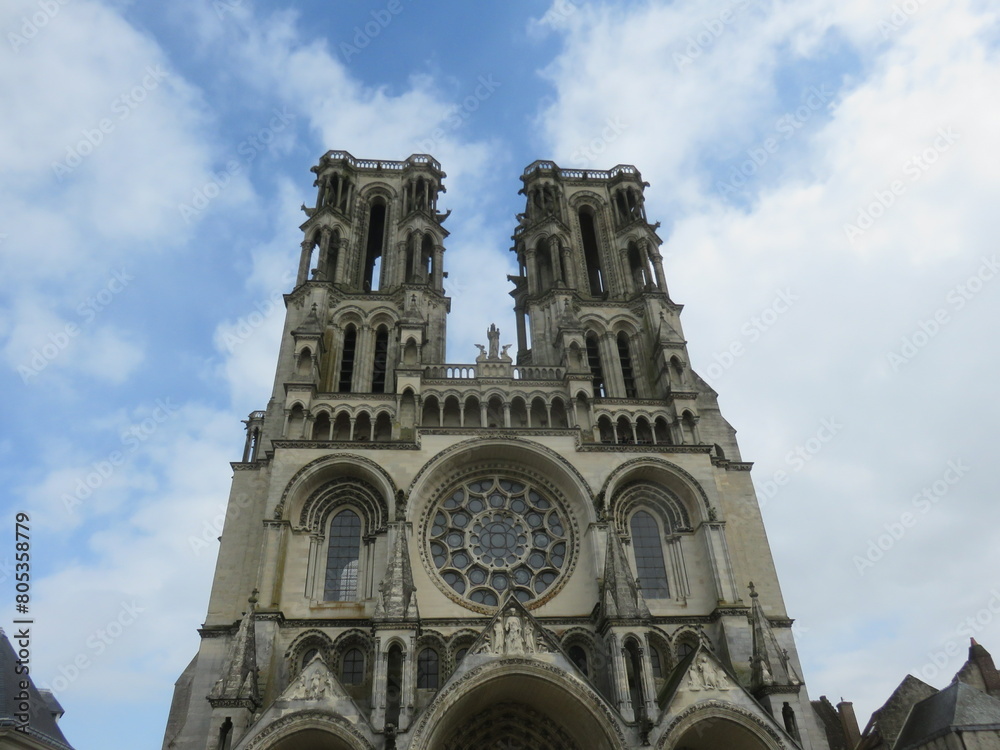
[505,616,523,655]
[487,324,500,358]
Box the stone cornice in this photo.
[578,444,711,454]
[271,440,420,451]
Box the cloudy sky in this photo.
[1,0,998,747]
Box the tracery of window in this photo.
[630,511,670,598]
[426,475,572,611]
[324,509,361,600]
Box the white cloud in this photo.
[536,0,1000,723]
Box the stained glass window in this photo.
[630,511,670,598]
[324,510,361,600]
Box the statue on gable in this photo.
[487,324,500,358]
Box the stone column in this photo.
[551,240,563,284]
[371,639,387,729]
[297,240,313,286]
[432,245,444,291]
[561,244,576,290]
[609,634,634,722]
[638,643,658,720]
[666,536,689,601]
[650,246,668,292]
[600,332,625,397]
[525,248,539,296]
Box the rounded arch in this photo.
[612,480,693,536]
[285,629,336,678]
[601,458,713,521]
[330,305,367,329]
[671,626,711,660]
[273,454,396,525]
[407,437,595,526]
[657,701,788,750]
[407,660,626,750]
[446,628,479,671]
[356,181,397,203]
[240,711,375,750]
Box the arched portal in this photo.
[670,719,777,749]
[443,702,581,749]
[408,663,623,750]
[240,712,375,750]
[266,730,358,750]
[657,703,786,750]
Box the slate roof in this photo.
[0,629,74,749]
[893,681,1000,750]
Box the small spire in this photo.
[600,530,650,620]
[374,525,418,621]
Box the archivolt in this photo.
[611,480,692,535]
[299,476,387,534]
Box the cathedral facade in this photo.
[161,151,837,750]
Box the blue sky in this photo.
[2,1,1000,748]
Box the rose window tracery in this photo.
[427,476,570,610]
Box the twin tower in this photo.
[162,152,836,750]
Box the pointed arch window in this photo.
[338,325,357,392]
[586,334,606,398]
[569,645,589,676]
[372,326,389,393]
[363,200,387,291]
[579,208,605,295]
[386,644,403,726]
[324,509,361,600]
[630,511,670,598]
[617,332,637,398]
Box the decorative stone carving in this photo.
[477,608,549,656]
[685,653,730,692]
[287,666,338,700]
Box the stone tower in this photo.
[161,152,833,750]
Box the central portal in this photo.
[441,702,581,750]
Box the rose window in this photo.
[427,476,570,609]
